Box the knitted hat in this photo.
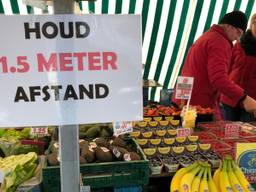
[220,11,248,32]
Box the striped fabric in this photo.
[1,0,256,101]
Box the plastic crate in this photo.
[114,186,142,192]
[42,139,149,192]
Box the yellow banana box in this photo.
[235,143,256,184]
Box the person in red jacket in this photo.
[172,11,256,119]
[220,14,256,121]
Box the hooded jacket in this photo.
[221,30,256,107]
[172,25,244,108]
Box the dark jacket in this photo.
[221,30,256,107]
[173,25,244,108]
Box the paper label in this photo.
[113,121,133,136]
[175,76,194,100]
[177,128,191,138]
[225,123,240,138]
[30,127,48,136]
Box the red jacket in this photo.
[173,25,244,108]
[221,41,256,106]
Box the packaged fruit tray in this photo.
[193,132,216,141]
[42,138,149,192]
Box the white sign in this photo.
[30,127,48,136]
[225,123,240,138]
[113,121,133,136]
[177,128,191,137]
[0,15,142,127]
[175,76,194,100]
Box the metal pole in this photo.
[53,1,80,192]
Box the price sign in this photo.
[30,127,48,136]
[177,128,191,137]
[113,121,133,136]
[225,123,240,138]
[175,76,194,100]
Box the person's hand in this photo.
[242,95,256,112]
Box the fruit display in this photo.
[180,106,197,129]
[170,161,217,192]
[0,127,52,156]
[130,119,220,176]
[42,134,149,191]
[138,135,220,175]
[46,136,142,166]
[131,120,181,140]
[79,123,113,139]
[143,103,214,121]
[0,152,38,192]
[196,121,256,158]
[213,155,255,192]
[144,103,179,117]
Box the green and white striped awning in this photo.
[1,0,256,101]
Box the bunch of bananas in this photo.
[170,161,217,192]
[213,156,255,192]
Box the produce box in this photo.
[235,143,256,184]
[42,139,149,192]
[245,137,256,142]
[205,140,231,152]
[222,138,247,148]
[193,132,216,141]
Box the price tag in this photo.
[225,123,240,138]
[80,186,91,192]
[113,121,133,136]
[30,127,48,136]
[0,170,5,183]
[177,128,191,137]
[175,76,194,100]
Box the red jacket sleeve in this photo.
[207,39,244,107]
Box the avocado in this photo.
[99,128,111,137]
[81,146,95,163]
[85,126,101,138]
[80,156,87,164]
[95,147,113,162]
[109,146,128,161]
[123,152,141,161]
[93,138,109,148]
[79,139,89,149]
[111,137,126,148]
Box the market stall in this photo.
[1,1,256,192]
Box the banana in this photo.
[171,161,199,192]
[227,160,244,192]
[231,160,255,192]
[199,167,209,192]
[219,160,233,192]
[213,165,221,191]
[207,167,218,192]
[179,165,201,192]
[191,166,205,192]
